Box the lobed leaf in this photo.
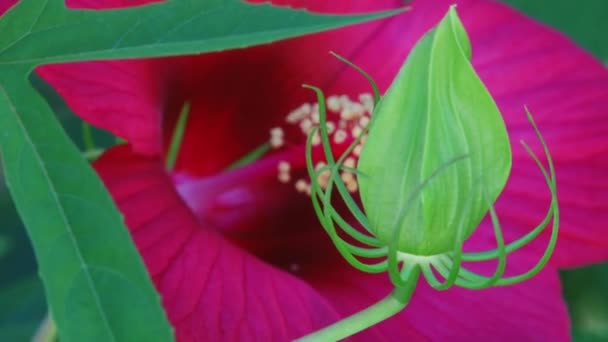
[0,0,402,66]
[0,72,175,341]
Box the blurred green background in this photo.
[1,1,607,341]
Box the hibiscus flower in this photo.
[34,0,608,340]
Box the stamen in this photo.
[278,161,291,173]
[327,96,341,112]
[269,93,373,196]
[270,136,284,149]
[300,119,313,135]
[333,129,347,144]
[278,172,291,184]
[295,179,309,193]
[270,127,285,149]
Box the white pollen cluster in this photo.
[269,127,284,148]
[270,93,374,196]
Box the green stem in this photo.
[296,266,420,341]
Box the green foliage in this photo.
[0,74,175,341]
[0,1,402,341]
[357,6,512,255]
[0,0,402,66]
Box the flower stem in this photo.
[296,266,420,341]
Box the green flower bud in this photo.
[357,6,512,256]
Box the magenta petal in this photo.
[93,145,343,341]
[37,60,165,155]
[460,0,608,267]
[313,252,570,341]
[0,0,17,16]
[65,0,163,9]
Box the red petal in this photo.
[0,0,17,16]
[37,60,165,155]
[93,145,343,341]
[65,0,163,9]
[313,253,570,341]
[459,0,608,267]
[37,0,406,174]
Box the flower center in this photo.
[269,93,373,196]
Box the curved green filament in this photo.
[303,86,376,236]
[386,154,471,288]
[302,86,371,231]
[302,85,335,164]
[296,265,421,342]
[437,188,509,290]
[327,208,383,247]
[329,51,381,105]
[440,110,558,288]
[346,245,389,258]
[493,109,558,285]
[306,130,387,274]
[424,193,475,290]
[310,182,387,273]
[463,109,557,262]
[322,179,387,273]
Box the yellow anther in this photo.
[286,103,311,124]
[353,143,363,157]
[312,131,322,146]
[278,172,291,183]
[359,116,370,128]
[346,180,358,193]
[300,118,313,134]
[326,122,336,134]
[341,171,354,184]
[317,169,331,189]
[270,127,284,137]
[333,129,347,144]
[327,96,341,112]
[311,112,320,124]
[278,161,291,173]
[295,179,309,193]
[270,136,284,149]
[358,93,373,104]
[351,125,363,139]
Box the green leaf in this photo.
[357,6,512,256]
[0,0,402,66]
[0,71,174,341]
